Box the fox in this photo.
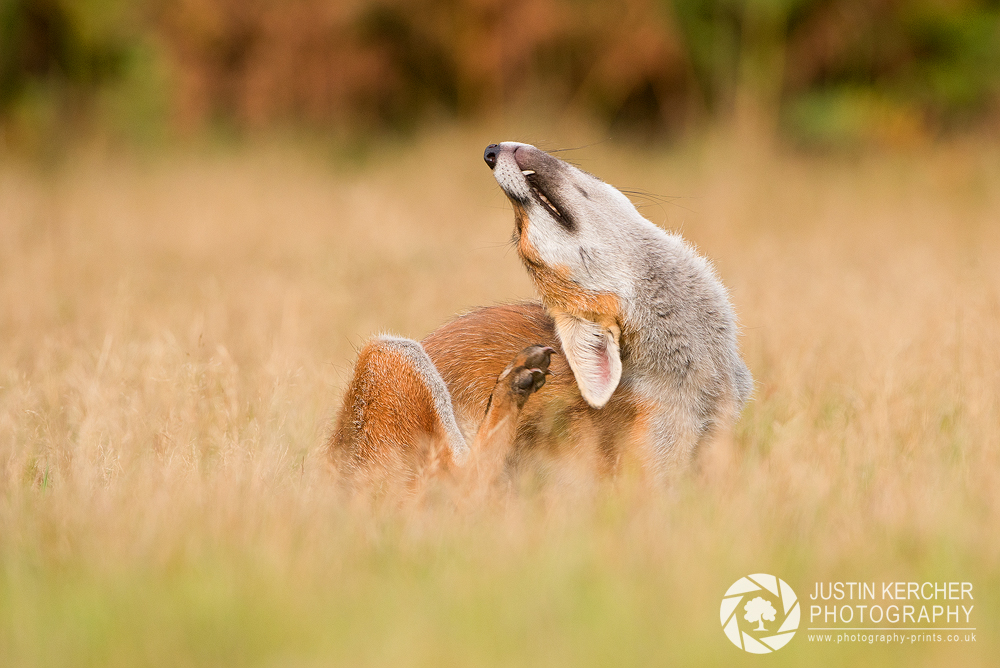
[329,141,752,484]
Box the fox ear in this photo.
[552,312,621,408]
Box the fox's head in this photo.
[485,141,666,409]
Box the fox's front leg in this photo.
[470,345,554,479]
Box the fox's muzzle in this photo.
[485,142,576,231]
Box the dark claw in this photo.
[530,368,547,393]
[518,345,555,374]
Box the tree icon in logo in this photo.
[720,574,799,653]
[744,596,777,631]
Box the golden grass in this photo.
[1,128,998,666]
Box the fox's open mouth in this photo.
[523,171,567,222]
[516,166,577,232]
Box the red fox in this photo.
[329,142,752,482]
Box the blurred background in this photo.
[2,3,1000,666]
[2,0,999,150]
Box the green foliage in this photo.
[0,0,167,148]
[902,3,1000,119]
[780,1,1000,144]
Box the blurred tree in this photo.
[155,0,393,131]
[1,0,998,146]
[152,0,694,138]
[0,0,164,148]
[782,0,1000,145]
[670,0,807,135]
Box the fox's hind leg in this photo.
[469,345,554,481]
[329,336,467,484]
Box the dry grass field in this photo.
[1,127,998,666]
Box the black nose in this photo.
[484,144,499,169]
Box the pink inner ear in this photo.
[596,350,610,384]
[595,339,610,384]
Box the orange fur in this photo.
[329,342,454,482]
[329,302,648,481]
[423,302,644,468]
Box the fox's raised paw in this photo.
[503,345,555,408]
